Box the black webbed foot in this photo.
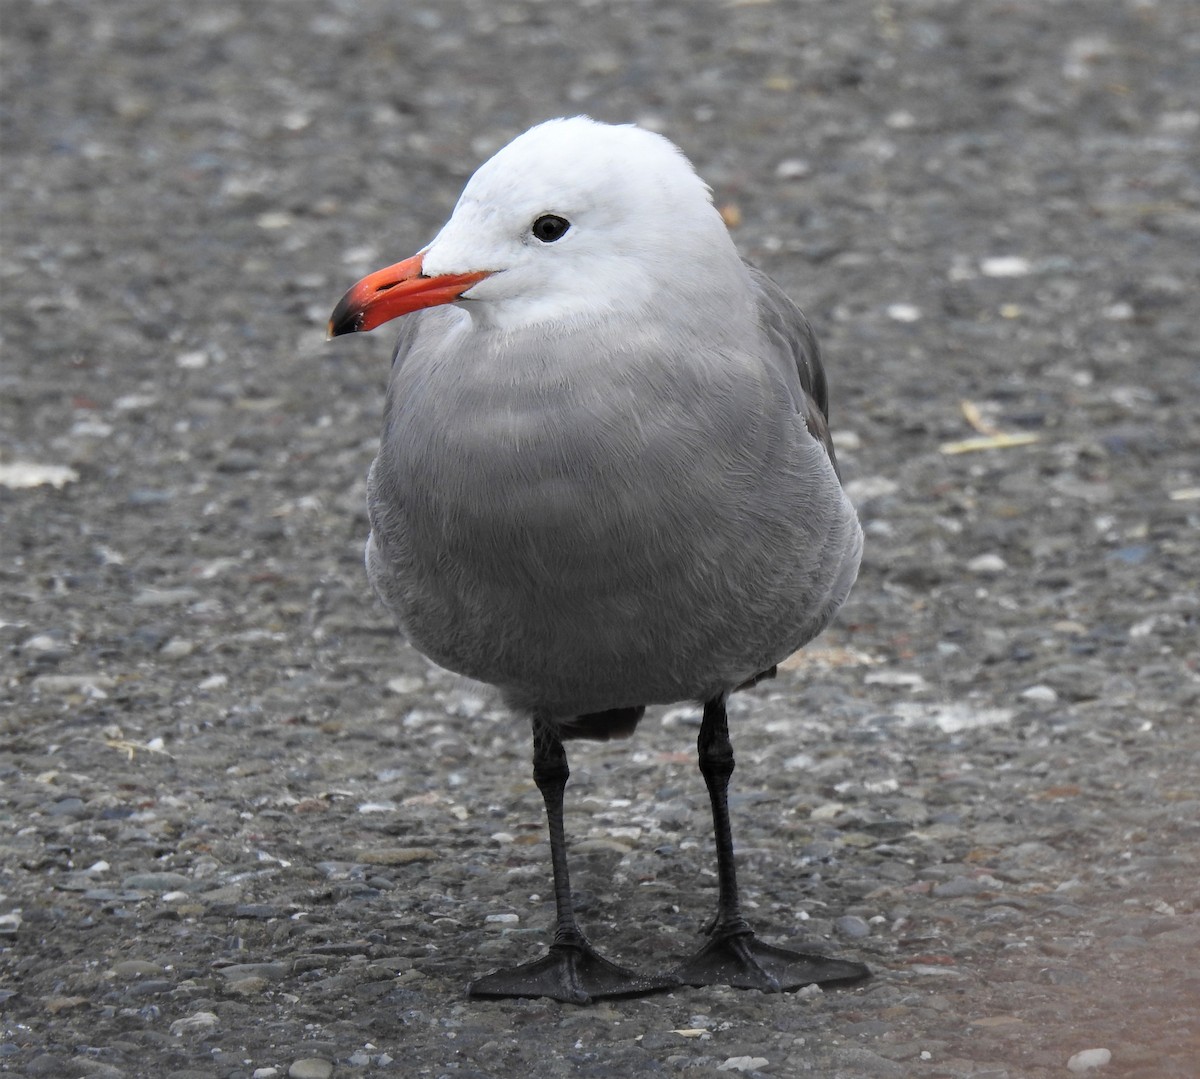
[675,928,869,992]
[469,940,678,1004]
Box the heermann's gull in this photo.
[328,117,868,1003]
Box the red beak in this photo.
[327,253,492,337]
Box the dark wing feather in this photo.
[748,265,842,479]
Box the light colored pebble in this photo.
[257,211,294,230]
[132,587,200,607]
[485,913,519,924]
[288,1058,333,1079]
[0,462,79,489]
[932,876,991,898]
[886,302,921,322]
[967,552,1008,575]
[774,158,810,179]
[1067,1048,1112,1072]
[1021,684,1059,702]
[32,674,116,696]
[170,1011,219,1036]
[160,638,195,659]
[218,963,289,982]
[981,255,1032,277]
[835,915,872,939]
[21,634,67,653]
[122,872,191,893]
[718,1058,769,1073]
[356,801,398,814]
[864,670,927,689]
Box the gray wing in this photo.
[748,264,842,479]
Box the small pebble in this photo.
[218,962,289,982]
[886,303,921,322]
[1067,1048,1112,1072]
[718,1058,769,1073]
[835,915,871,939]
[122,872,192,893]
[980,255,1032,277]
[1021,684,1059,702]
[774,158,810,179]
[0,462,79,489]
[288,1058,333,1079]
[170,1011,219,1036]
[32,673,115,696]
[132,587,200,607]
[932,876,990,898]
[967,553,1008,575]
[258,211,294,230]
[160,637,195,659]
[20,633,70,654]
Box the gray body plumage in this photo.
[365,264,862,720]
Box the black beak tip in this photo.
[326,295,364,339]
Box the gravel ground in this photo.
[3,1,1199,1077]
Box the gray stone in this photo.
[287,1059,334,1079]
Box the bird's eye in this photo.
[531,214,570,243]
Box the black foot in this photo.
[675,930,869,992]
[468,941,679,1004]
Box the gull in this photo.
[329,117,867,1003]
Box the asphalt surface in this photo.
[2,1,1199,1077]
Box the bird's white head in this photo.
[329,117,747,337]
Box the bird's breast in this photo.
[365,324,858,709]
[388,363,718,577]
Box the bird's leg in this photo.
[696,695,751,939]
[468,713,677,1004]
[534,714,586,950]
[674,696,871,992]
